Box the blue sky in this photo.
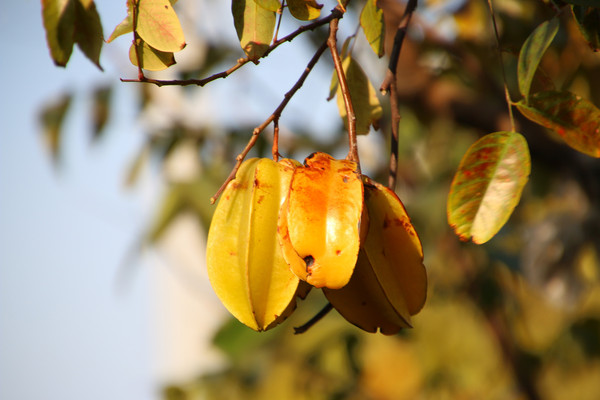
[0,2,156,399]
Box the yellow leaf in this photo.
[129,41,175,71]
[278,152,363,289]
[137,0,185,53]
[206,158,300,331]
[287,0,322,21]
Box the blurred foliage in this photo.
[38,0,600,398]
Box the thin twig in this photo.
[272,119,280,161]
[131,0,144,81]
[294,303,334,334]
[381,0,418,189]
[122,7,344,87]
[328,9,359,170]
[273,0,285,42]
[210,39,331,203]
[487,0,516,132]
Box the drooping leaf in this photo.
[572,5,600,51]
[137,0,186,52]
[91,85,112,141]
[327,37,352,101]
[107,0,133,43]
[74,0,104,70]
[518,17,559,99]
[360,0,385,58]
[516,90,600,157]
[207,158,301,331]
[254,0,281,12]
[278,152,363,289]
[129,41,176,71]
[335,56,383,135]
[42,0,76,67]
[447,131,531,244]
[287,0,323,21]
[146,186,186,243]
[39,93,72,165]
[232,0,276,61]
[124,143,150,188]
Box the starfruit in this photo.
[206,158,302,331]
[278,152,364,289]
[324,177,427,334]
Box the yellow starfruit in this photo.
[324,177,427,334]
[206,158,301,331]
[278,152,364,289]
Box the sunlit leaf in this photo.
[232,0,276,61]
[327,37,352,101]
[39,93,72,165]
[518,17,559,99]
[107,0,133,43]
[278,152,363,289]
[74,0,104,70]
[572,5,600,51]
[447,131,531,244]
[129,41,176,71]
[137,0,186,52]
[91,85,111,141]
[336,56,383,135]
[42,0,76,67]
[254,0,281,12]
[287,0,322,21]
[207,158,301,331]
[516,90,600,157]
[360,0,385,57]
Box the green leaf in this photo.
[517,17,559,99]
[447,132,531,244]
[287,0,322,21]
[327,37,352,101]
[572,5,600,51]
[360,0,385,58]
[74,0,104,69]
[129,41,176,71]
[91,85,112,141]
[137,0,186,52]
[232,0,276,61]
[335,56,383,135]
[42,0,76,67]
[146,187,185,243]
[39,93,73,166]
[124,143,150,188]
[254,0,281,12]
[516,90,600,157]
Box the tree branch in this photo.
[328,8,359,170]
[294,302,334,334]
[381,0,418,189]
[210,39,331,204]
[122,7,344,87]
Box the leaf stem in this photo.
[487,0,516,132]
[328,7,360,170]
[210,39,331,203]
[131,0,144,81]
[294,302,334,334]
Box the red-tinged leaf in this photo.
[287,0,322,21]
[335,56,382,135]
[137,0,186,52]
[516,90,600,157]
[518,17,559,99]
[42,0,76,67]
[572,5,600,51]
[447,132,531,244]
[232,0,276,61]
[74,0,104,70]
[360,0,385,58]
[129,41,176,71]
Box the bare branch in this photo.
[210,39,331,203]
[328,9,359,171]
[123,7,344,87]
